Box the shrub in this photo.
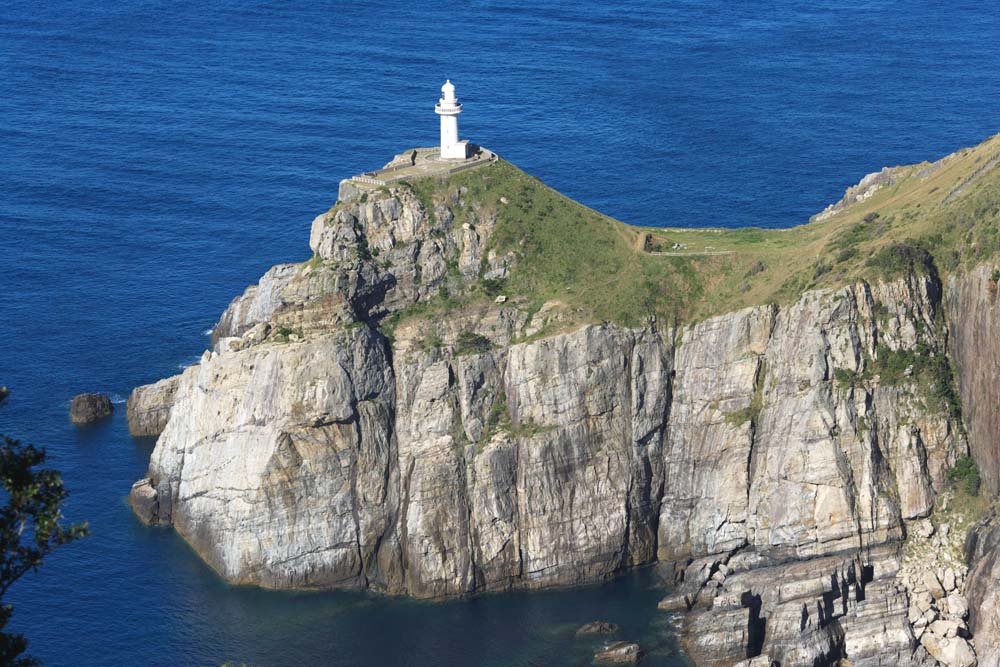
[744,260,768,278]
[455,331,492,356]
[833,367,859,388]
[867,240,936,279]
[835,247,858,264]
[947,456,981,496]
[481,277,507,296]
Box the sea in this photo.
[2,1,998,665]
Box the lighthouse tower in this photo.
[435,80,470,160]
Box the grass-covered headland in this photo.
[360,134,1000,330]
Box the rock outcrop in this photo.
[129,156,996,666]
[127,375,180,436]
[70,393,113,424]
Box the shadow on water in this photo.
[179,564,692,667]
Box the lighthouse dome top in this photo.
[440,79,458,104]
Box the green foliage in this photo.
[272,326,298,343]
[724,362,765,427]
[947,456,982,496]
[866,240,936,279]
[355,236,372,261]
[833,367,860,388]
[302,253,324,271]
[743,260,768,278]
[0,435,88,666]
[861,343,962,418]
[422,331,443,351]
[480,278,506,296]
[351,135,1000,332]
[812,262,832,280]
[480,387,511,446]
[834,247,858,264]
[454,332,492,356]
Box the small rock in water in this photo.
[70,393,113,424]
[576,621,619,636]
[0,386,9,402]
[593,641,643,665]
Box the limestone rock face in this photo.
[127,375,180,436]
[131,327,398,589]
[946,264,1000,493]
[70,393,113,424]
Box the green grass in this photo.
[336,134,1000,332]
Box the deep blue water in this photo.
[2,1,999,665]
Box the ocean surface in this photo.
[2,1,998,665]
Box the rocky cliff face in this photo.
[129,158,995,666]
[946,266,1000,494]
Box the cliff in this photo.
[129,138,1000,666]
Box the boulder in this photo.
[915,519,935,539]
[576,621,619,636]
[913,591,934,613]
[0,386,8,402]
[929,619,962,639]
[922,571,947,600]
[69,393,113,424]
[920,633,977,667]
[944,593,969,620]
[943,568,957,592]
[593,641,643,665]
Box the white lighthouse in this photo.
[435,80,470,160]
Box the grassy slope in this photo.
[389,134,1000,330]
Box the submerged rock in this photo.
[576,621,619,636]
[70,393,112,424]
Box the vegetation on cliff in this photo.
[365,133,1000,329]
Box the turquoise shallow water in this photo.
[2,1,999,665]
